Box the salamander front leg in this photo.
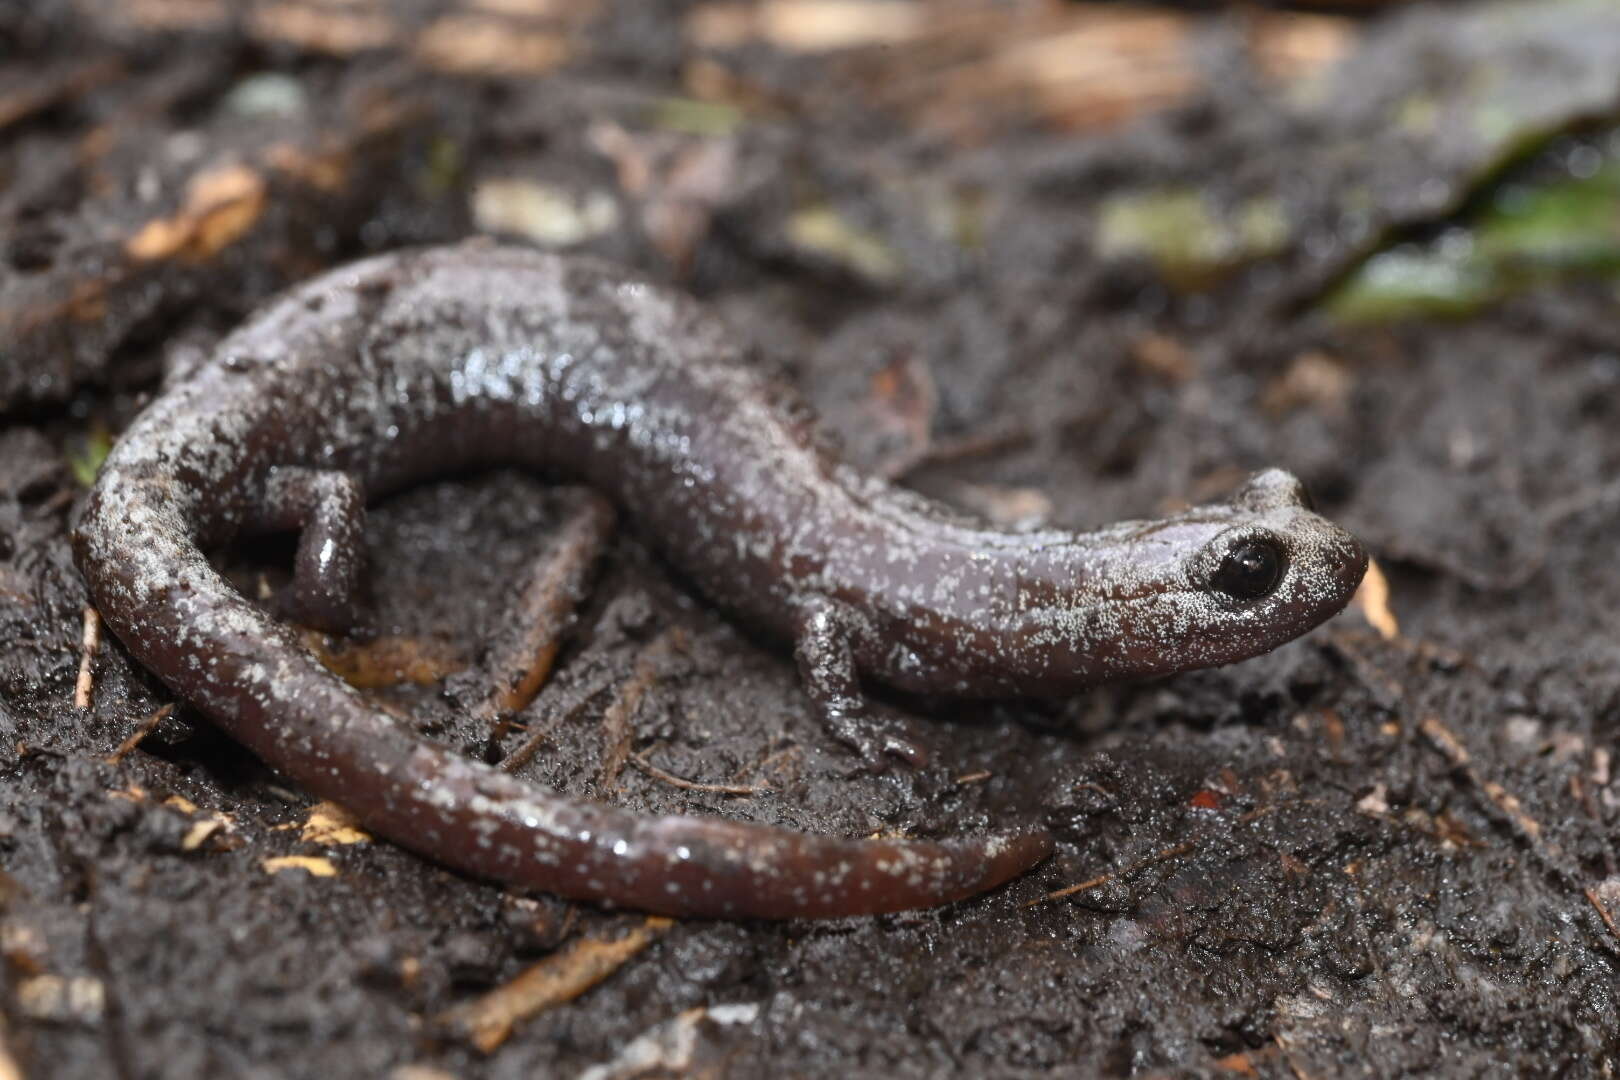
[257,466,367,634]
[793,596,929,770]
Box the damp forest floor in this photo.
[4,2,1620,1078]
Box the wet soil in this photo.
[3,2,1619,1077]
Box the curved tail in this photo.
[74,472,1052,919]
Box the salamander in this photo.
[73,242,1368,919]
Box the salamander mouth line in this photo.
[74,242,1368,920]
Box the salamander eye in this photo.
[1210,538,1284,601]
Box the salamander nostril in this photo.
[1211,538,1284,600]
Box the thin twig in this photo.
[1029,803,1285,908]
[438,916,672,1054]
[497,670,619,774]
[890,421,1035,480]
[74,606,100,709]
[469,493,616,732]
[1027,840,1196,907]
[1417,712,1620,957]
[0,55,123,132]
[749,744,802,778]
[106,704,174,764]
[498,711,569,774]
[1585,888,1620,946]
[628,752,765,796]
[597,629,686,789]
[1419,713,1548,847]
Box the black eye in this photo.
[1211,539,1284,601]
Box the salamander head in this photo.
[1069,469,1368,680]
[1201,467,1365,632]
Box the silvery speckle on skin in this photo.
[73,242,1367,920]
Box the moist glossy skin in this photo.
[73,243,1368,920]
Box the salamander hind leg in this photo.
[792,595,929,770]
[256,467,368,634]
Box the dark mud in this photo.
[3,2,1618,1077]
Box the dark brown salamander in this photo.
[74,243,1368,920]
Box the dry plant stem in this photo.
[628,751,764,796]
[496,668,624,775]
[468,492,616,733]
[1030,840,1198,907]
[438,916,672,1054]
[597,629,687,789]
[107,704,175,764]
[1418,713,1620,953]
[1585,888,1620,946]
[499,701,584,775]
[0,57,123,132]
[1419,713,1551,849]
[891,420,1035,480]
[74,606,101,709]
[1030,805,1283,907]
